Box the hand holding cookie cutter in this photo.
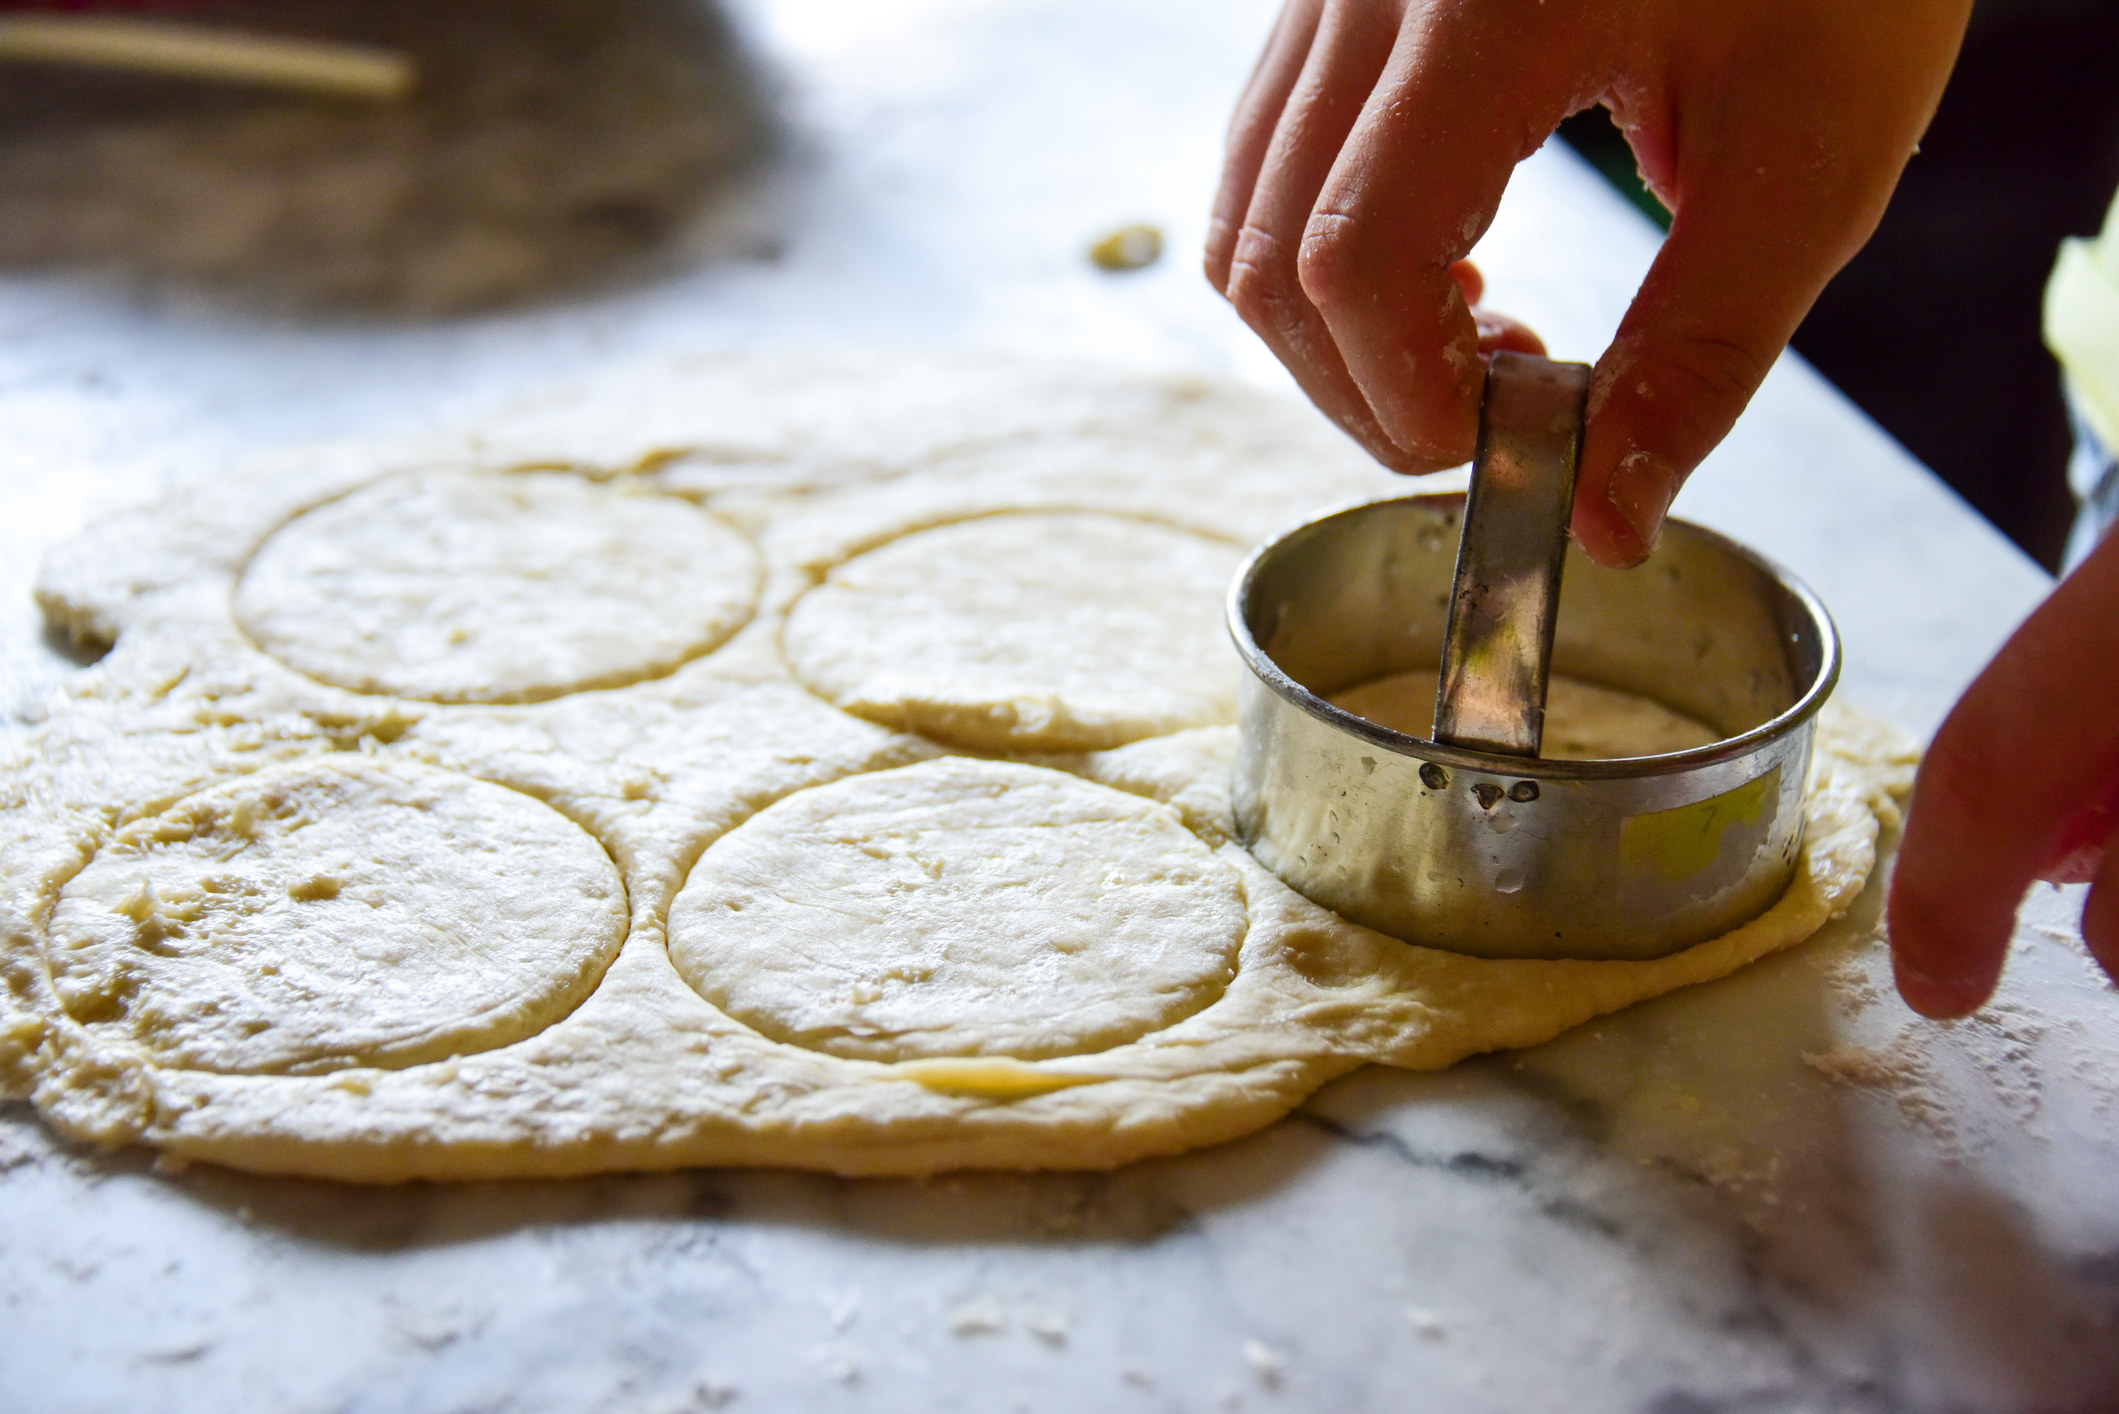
[1229,353,1839,960]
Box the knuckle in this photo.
[1641,332,1778,455]
[1663,332,1774,408]
[1223,226,1302,330]
[1294,211,1364,309]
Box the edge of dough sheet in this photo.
[1,350,1917,1182]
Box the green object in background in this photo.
[1558,109,1671,231]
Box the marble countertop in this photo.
[4,2,2116,1410]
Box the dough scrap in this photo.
[235,469,760,704]
[783,511,1243,751]
[0,352,1918,1180]
[668,757,1245,1061]
[44,756,627,1075]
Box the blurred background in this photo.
[0,0,779,315]
[4,0,2115,569]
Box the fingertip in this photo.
[1885,880,2003,1019]
[1449,259,1484,306]
[1381,450,1475,478]
[1575,358,1689,569]
[1569,448,1675,569]
[1473,311,1544,358]
[1204,217,1234,292]
[1422,335,1485,466]
[1354,327,1483,470]
[1889,933,1987,1018]
[1568,491,1646,569]
[1608,449,1680,547]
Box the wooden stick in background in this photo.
[0,14,415,99]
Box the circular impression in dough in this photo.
[1329,668,1719,759]
[235,470,762,704]
[45,757,628,1075]
[781,511,1244,751]
[666,756,1246,1062]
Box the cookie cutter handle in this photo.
[1433,351,1593,757]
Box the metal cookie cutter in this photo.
[1229,352,1840,960]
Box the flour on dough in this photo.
[236,469,760,704]
[0,352,1918,1181]
[782,511,1242,750]
[1329,667,1720,759]
[45,756,626,1075]
[668,757,1244,1061]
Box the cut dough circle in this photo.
[45,756,627,1075]
[782,511,1243,750]
[666,756,1246,1061]
[235,470,761,704]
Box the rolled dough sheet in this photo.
[0,352,1917,1181]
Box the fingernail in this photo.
[1604,451,1680,558]
[1890,947,1980,1020]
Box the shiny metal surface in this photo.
[1435,352,1590,756]
[1230,494,1840,960]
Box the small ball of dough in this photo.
[236,470,761,704]
[782,511,1243,751]
[47,757,628,1074]
[667,757,1246,1061]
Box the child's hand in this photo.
[1205,0,1970,566]
[1891,530,2119,1017]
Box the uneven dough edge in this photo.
[139,1057,1374,1182]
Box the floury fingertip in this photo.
[1605,449,1681,559]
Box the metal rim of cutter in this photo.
[1228,505,1840,782]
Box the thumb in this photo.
[1569,19,1951,569]
[1571,187,1875,567]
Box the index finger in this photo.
[1295,0,1605,466]
[1206,0,1323,292]
[1889,528,2119,1016]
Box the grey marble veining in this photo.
[3,2,2115,1411]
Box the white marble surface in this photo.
[4,2,2117,1411]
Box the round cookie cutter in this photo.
[1229,352,1840,961]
